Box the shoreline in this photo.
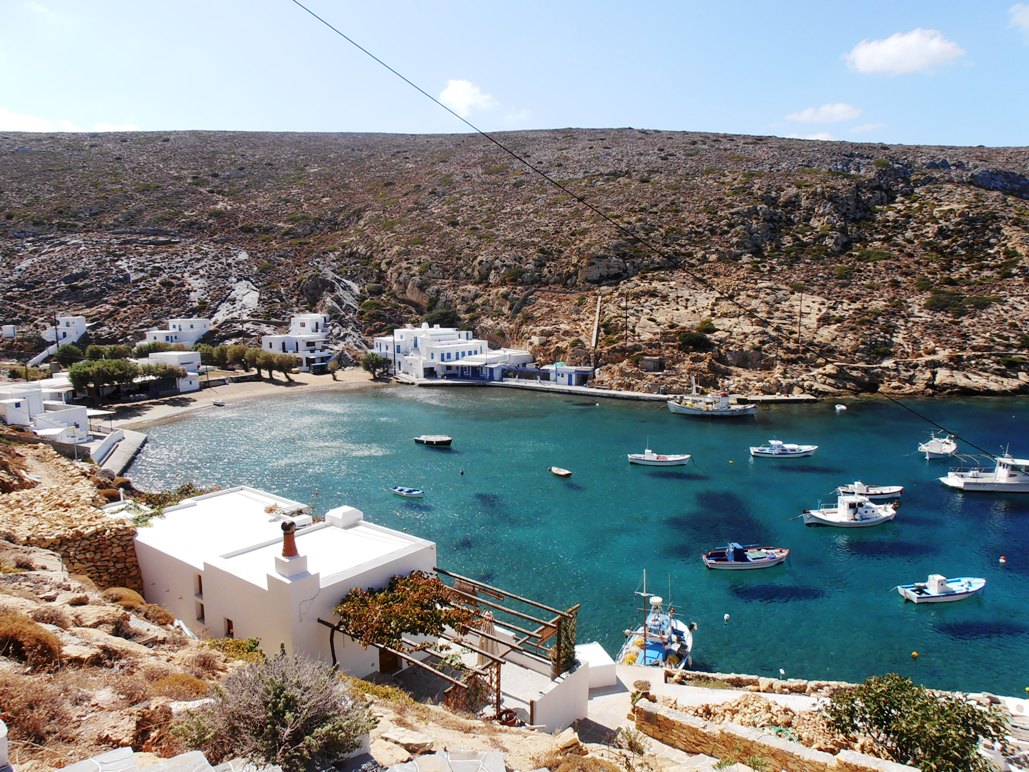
[109,367,384,430]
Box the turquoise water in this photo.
[127,387,1029,695]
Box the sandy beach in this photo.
[109,367,382,430]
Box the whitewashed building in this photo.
[541,363,594,387]
[43,315,88,345]
[373,324,533,381]
[141,350,201,393]
[138,318,210,348]
[0,380,88,443]
[261,313,334,373]
[131,487,437,673]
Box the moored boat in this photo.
[939,453,1029,493]
[802,493,897,527]
[667,392,757,417]
[615,581,694,669]
[750,440,817,458]
[897,574,986,603]
[918,432,957,459]
[548,466,572,478]
[414,434,453,447]
[701,543,789,570]
[627,448,692,466]
[390,485,424,498]
[835,481,904,500]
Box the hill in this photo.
[1,129,1026,395]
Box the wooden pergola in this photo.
[318,567,580,714]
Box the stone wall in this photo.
[633,701,918,772]
[0,443,142,591]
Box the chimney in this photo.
[281,520,299,557]
[274,520,308,578]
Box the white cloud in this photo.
[439,79,497,118]
[0,107,138,132]
[850,122,886,135]
[786,103,861,123]
[844,28,965,75]
[1010,3,1029,39]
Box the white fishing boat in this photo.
[701,543,789,570]
[615,574,694,670]
[548,466,572,478]
[918,432,957,459]
[667,376,756,417]
[390,485,424,498]
[897,574,986,604]
[750,439,817,458]
[835,481,904,500]
[627,448,692,466]
[414,434,452,447]
[802,493,897,527]
[939,452,1029,493]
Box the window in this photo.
[195,574,204,596]
[196,602,205,622]
[225,618,235,638]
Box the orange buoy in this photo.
[1000,555,1007,564]
[911,651,919,659]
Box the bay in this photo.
[127,386,1029,695]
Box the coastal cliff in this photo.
[0,129,1026,395]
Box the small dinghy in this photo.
[390,485,424,498]
[701,543,789,570]
[897,574,985,604]
[414,434,452,447]
[548,466,572,478]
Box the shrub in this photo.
[180,648,224,678]
[678,331,714,353]
[0,671,71,744]
[144,603,176,626]
[0,613,62,670]
[173,652,376,771]
[153,672,210,700]
[206,636,266,663]
[824,673,1007,771]
[103,587,146,611]
[697,318,717,334]
[29,604,72,629]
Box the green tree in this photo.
[678,330,714,353]
[133,341,173,358]
[327,360,340,381]
[824,673,1008,771]
[271,353,295,382]
[361,352,391,380]
[421,308,461,328]
[85,344,132,360]
[54,343,84,366]
[225,344,248,369]
[173,652,376,771]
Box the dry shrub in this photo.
[13,556,35,570]
[69,573,99,593]
[205,636,265,663]
[180,647,224,678]
[97,487,122,503]
[530,750,621,772]
[144,603,176,626]
[0,613,62,670]
[153,672,210,700]
[115,671,155,705]
[102,586,146,611]
[0,671,72,745]
[29,604,72,629]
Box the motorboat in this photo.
[212,399,225,407]
[918,432,957,459]
[615,576,694,669]
[834,404,847,412]
[414,434,453,447]
[897,574,986,604]
[750,440,817,458]
[667,392,757,417]
[802,493,897,527]
[701,543,789,570]
[939,453,1029,493]
[627,448,692,466]
[835,481,904,500]
[390,485,424,498]
[548,466,572,478]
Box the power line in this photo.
[287,0,998,458]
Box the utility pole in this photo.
[796,293,803,345]
[623,293,629,346]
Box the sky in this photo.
[0,1,1026,147]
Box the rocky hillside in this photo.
[0,129,1026,395]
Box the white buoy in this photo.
[723,613,730,624]
[1000,555,1007,564]
[835,404,847,412]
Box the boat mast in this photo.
[635,569,652,650]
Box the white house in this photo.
[541,363,594,387]
[261,313,334,373]
[138,318,210,348]
[0,380,88,443]
[142,350,201,393]
[373,324,533,382]
[43,315,88,344]
[130,486,437,673]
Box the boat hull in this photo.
[628,454,691,466]
[836,484,904,499]
[802,510,895,527]
[391,487,423,498]
[940,476,1029,493]
[548,466,572,478]
[615,619,694,669]
[414,435,452,447]
[668,400,756,417]
[702,554,788,570]
[750,445,817,458]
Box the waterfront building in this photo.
[373,323,533,381]
[140,350,201,393]
[261,313,334,373]
[130,486,437,672]
[138,317,211,348]
[0,380,89,443]
[541,362,594,387]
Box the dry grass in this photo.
[205,636,265,663]
[179,647,224,678]
[102,586,146,611]
[530,749,621,771]
[0,671,72,745]
[0,613,62,670]
[153,672,210,700]
[29,603,72,628]
[143,603,176,626]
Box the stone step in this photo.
[62,747,138,772]
[143,750,214,772]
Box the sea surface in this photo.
[127,386,1029,695]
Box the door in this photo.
[378,648,400,674]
